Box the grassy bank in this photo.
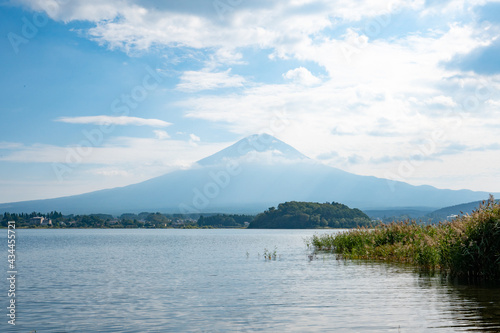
[309,196,500,280]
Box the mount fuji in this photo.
[0,134,496,214]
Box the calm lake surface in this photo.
[2,229,500,332]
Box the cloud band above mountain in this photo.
[55,116,171,127]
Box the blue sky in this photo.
[1,0,500,203]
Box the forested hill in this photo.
[248,201,373,229]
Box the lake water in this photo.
[2,229,500,332]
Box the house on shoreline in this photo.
[29,216,52,226]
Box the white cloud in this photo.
[55,116,171,127]
[175,18,500,190]
[189,133,201,142]
[14,0,126,22]
[0,142,24,149]
[9,0,500,195]
[91,168,131,177]
[425,95,458,108]
[154,130,170,140]
[486,99,500,108]
[17,0,415,56]
[283,67,321,86]
[176,69,246,92]
[0,137,223,165]
[210,48,245,66]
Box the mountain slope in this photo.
[425,198,500,222]
[0,134,497,214]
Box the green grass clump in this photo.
[263,247,279,260]
[309,196,500,280]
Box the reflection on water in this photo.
[438,276,500,332]
[345,259,500,332]
[0,229,499,332]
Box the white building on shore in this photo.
[29,216,52,226]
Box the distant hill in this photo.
[0,133,498,214]
[248,201,372,229]
[425,198,500,223]
[363,207,434,222]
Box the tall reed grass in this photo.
[309,196,500,280]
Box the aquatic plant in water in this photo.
[263,247,278,260]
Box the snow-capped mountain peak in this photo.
[197,133,309,166]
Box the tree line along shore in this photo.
[1,201,374,229]
[1,211,253,229]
